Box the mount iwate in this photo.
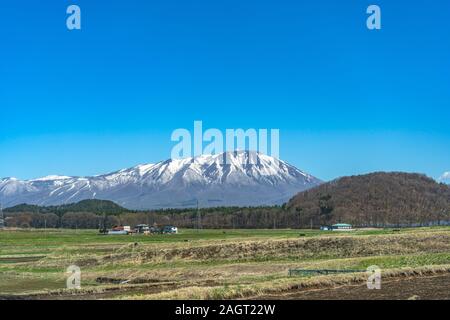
[0,151,321,209]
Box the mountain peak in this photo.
[0,151,321,209]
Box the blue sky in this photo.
[0,0,449,181]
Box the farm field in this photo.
[257,273,450,300]
[0,227,449,300]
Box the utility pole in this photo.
[103,212,107,232]
[196,199,202,231]
[58,205,63,229]
[0,203,5,229]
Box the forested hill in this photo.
[4,199,129,215]
[287,172,450,227]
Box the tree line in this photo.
[4,205,449,229]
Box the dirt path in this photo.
[0,282,179,300]
[0,279,220,300]
[0,256,45,263]
[257,274,450,300]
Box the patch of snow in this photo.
[31,175,72,182]
[439,172,450,184]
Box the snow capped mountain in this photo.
[440,172,450,184]
[0,151,321,209]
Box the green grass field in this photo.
[0,227,449,299]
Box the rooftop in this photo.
[332,223,352,227]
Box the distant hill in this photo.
[4,199,130,216]
[287,172,450,227]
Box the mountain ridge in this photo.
[0,151,321,210]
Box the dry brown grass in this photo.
[101,231,450,264]
[124,265,450,300]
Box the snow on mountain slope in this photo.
[0,151,322,209]
[440,172,450,184]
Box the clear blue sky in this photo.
[1,0,449,181]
